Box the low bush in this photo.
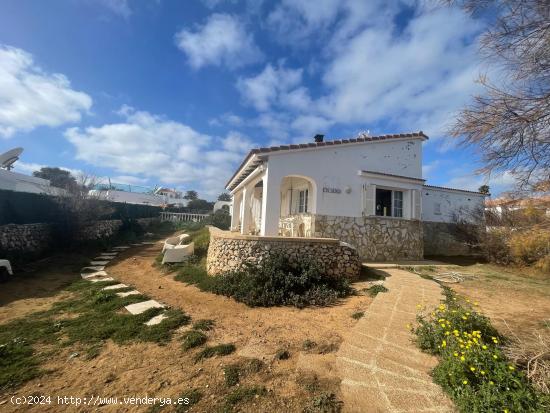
[223,364,240,387]
[225,386,267,406]
[509,226,550,271]
[211,254,353,308]
[195,343,235,362]
[181,330,207,351]
[364,284,388,297]
[192,319,215,331]
[351,311,364,320]
[303,392,343,413]
[413,288,549,412]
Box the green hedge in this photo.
[0,189,161,225]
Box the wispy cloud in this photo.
[64,105,256,198]
[175,13,263,70]
[0,45,92,138]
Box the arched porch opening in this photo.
[279,175,317,237]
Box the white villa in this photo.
[225,132,486,261]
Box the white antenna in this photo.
[0,147,23,170]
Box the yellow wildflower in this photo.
[460,356,465,362]
[508,366,515,371]
[463,380,468,385]
[470,366,476,372]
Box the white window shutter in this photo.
[413,189,421,219]
[362,184,375,216]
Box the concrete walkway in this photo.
[337,268,455,413]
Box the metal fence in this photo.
[160,212,209,222]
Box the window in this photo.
[298,189,308,213]
[393,191,403,217]
[375,188,403,217]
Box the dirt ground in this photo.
[0,242,376,413]
[426,259,550,338]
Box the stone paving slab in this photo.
[336,268,453,413]
[144,313,168,326]
[124,300,165,315]
[112,246,130,250]
[81,266,105,272]
[90,260,109,266]
[102,283,128,290]
[117,290,141,297]
[82,270,108,279]
[87,277,115,283]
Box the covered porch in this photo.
[230,169,317,237]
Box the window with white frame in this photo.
[298,189,308,213]
[375,188,404,217]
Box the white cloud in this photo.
[444,170,517,195]
[65,106,256,198]
[0,45,92,138]
[209,112,243,127]
[98,0,132,18]
[110,175,148,185]
[175,13,263,69]
[237,63,303,111]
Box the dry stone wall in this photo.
[313,215,423,261]
[0,223,52,254]
[206,227,361,279]
[77,220,123,241]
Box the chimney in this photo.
[314,134,324,143]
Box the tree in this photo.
[184,190,198,200]
[33,167,78,192]
[448,0,550,190]
[478,185,490,195]
[187,199,214,212]
[218,192,231,201]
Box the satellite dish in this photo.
[0,147,23,170]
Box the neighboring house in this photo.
[485,195,550,217]
[225,132,486,261]
[89,184,187,207]
[0,168,63,195]
[154,187,187,207]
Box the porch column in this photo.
[230,191,242,231]
[260,166,280,236]
[240,185,253,235]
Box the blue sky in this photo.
[0,0,514,199]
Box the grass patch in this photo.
[275,348,290,360]
[225,385,267,406]
[303,392,343,413]
[303,339,317,351]
[0,280,189,390]
[223,364,240,387]
[181,330,207,351]
[364,284,388,297]
[412,287,549,412]
[195,343,235,362]
[175,389,202,412]
[351,311,364,320]
[192,319,215,331]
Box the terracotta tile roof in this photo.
[423,184,487,196]
[226,131,428,190]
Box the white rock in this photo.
[144,313,168,326]
[124,300,165,315]
[117,290,141,297]
[102,283,128,290]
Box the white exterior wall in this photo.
[422,187,485,223]
[265,138,423,219]
[0,169,53,194]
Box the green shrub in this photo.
[275,348,290,360]
[203,210,231,230]
[509,226,550,270]
[181,330,207,351]
[211,254,353,308]
[303,392,343,413]
[175,389,202,412]
[225,386,267,406]
[195,343,235,362]
[413,289,547,412]
[364,284,388,297]
[351,311,364,320]
[224,364,240,387]
[192,319,215,331]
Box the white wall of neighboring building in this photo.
[422,186,485,223]
[0,169,53,194]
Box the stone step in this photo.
[87,277,115,283]
[90,260,109,266]
[81,266,105,272]
[82,270,108,279]
[124,299,165,315]
[102,283,128,290]
[144,313,169,326]
[117,290,141,297]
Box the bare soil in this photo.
[0,242,375,412]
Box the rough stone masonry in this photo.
[206,227,361,279]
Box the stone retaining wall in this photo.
[423,221,479,256]
[313,215,423,261]
[0,223,52,254]
[206,227,361,279]
[78,219,123,241]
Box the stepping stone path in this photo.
[90,260,109,266]
[124,299,165,315]
[102,283,128,290]
[144,313,168,326]
[79,244,169,326]
[117,290,141,297]
[336,268,454,413]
